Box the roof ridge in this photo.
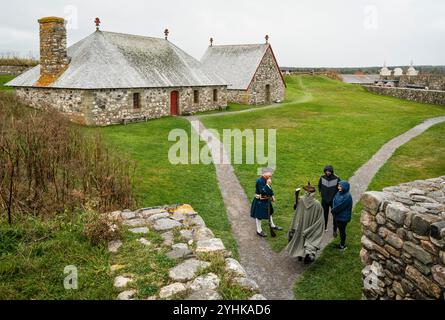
[210,43,268,48]
[99,30,166,41]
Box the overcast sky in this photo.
[1,0,444,67]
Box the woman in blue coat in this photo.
[331,180,353,250]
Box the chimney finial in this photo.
[95,17,101,31]
[210,37,213,47]
[265,34,269,44]
[164,28,169,40]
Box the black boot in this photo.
[257,231,267,238]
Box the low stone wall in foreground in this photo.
[360,177,445,300]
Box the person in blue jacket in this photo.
[250,168,283,237]
[331,180,353,250]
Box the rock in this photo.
[196,238,226,254]
[121,211,136,220]
[186,289,221,300]
[138,238,151,246]
[117,290,137,300]
[386,203,409,226]
[169,259,211,282]
[174,204,198,216]
[386,231,404,249]
[249,294,267,300]
[109,211,122,220]
[161,231,174,246]
[110,264,126,273]
[145,296,157,300]
[360,248,371,265]
[159,283,187,299]
[405,266,442,299]
[153,218,182,231]
[412,214,441,237]
[180,229,194,241]
[129,227,149,234]
[171,212,187,222]
[431,265,445,287]
[189,215,206,227]
[376,212,386,225]
[138,208,168,219]
[194,227,215,241]
[412,195,438,203]
[123,218,148,227]
[384,245,401,258]
[225,258,247,277]
[234,277,259,291]
[420,240,438,255]
[407,188,426,196]
[166,243,193,260]
[108,240,123,253]
[440,251,445,264]
[403,242,433,265]
[361,211,378,232]
[148,212,170,222]
[361,192,385,214]
[413,260,431,276]
[114,276,133,289]
[431,221,445,240]
[188,273,220,291]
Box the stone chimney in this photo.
[37,17,69,86]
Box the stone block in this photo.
[386,203,409,226]
[403,242,433,265]
[431,265,445,287]
[412,214,441,237]
[431,221,445,240]
[405,266,441,299]
[361,192,385,214]
[361,211,378,232]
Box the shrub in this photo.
[0,93,135,223]
[83,211,121,246]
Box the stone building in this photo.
[201,38,286,105]
[7,17,228,126]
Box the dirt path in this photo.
[185,115,445,300]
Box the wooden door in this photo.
[265,85,271,104]
[170,91,178,115]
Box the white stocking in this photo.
[256,219,263,233]
[269,216,276,228]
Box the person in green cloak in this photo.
[285,182,325,264]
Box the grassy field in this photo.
[294,122,445,300]
[201,75,445,252]
[95,118,238,257]
[0,75,14,90]
[0,213,113,299]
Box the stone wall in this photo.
[399,75,445,91]
[15,86,228,126]
[247,47,286,105]
[364,85,445,106]
[109,204,266,300]
[360,177,445,300]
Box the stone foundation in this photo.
[360,177,445,300]
[15,86,228,126]
[364,85,445,106]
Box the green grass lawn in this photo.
[201,75,445,253]
[0,213,113,299]
[94,118,238,258]
[0,75,14,90]
[294,122,445,300]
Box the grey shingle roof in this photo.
[7,31,226,89]
[200,44,269,90]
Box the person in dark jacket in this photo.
[331,181,353,251]
[318,165,341,236]
[250,168,283,237]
